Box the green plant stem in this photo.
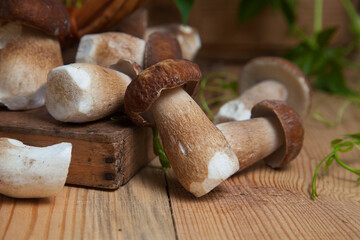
[311,100,352,127]
[152,127,171,170]
[199,72,239,121]
[334,150,360,175]
[341,0,360,40]
[311,152,332,199]
[314,0,323,33]
[311,134,360,200]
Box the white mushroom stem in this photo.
[76,32,146,67]
[0,138,72,198]
[145,24,201,60]
[217,118,284,171]
[152,88,239,197]
[214,80,288,124]
[0,21,63,110]
[46,63,131,123]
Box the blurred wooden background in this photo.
[147,0,359,60]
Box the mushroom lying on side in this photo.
[217,100,304,170]
[124,59,239,197]
[0,0,69,110]
[145,24,201,60]
[214,57,311,124]
[76,32,146,67]
[46,63,133,123]
[0,138,72,198]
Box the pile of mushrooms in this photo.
[49,25,199,123]
[0,1,308,199]
[0,0,70,110]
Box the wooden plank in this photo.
[166,92,360,239]
[0,160,176,240]
[0,107,154,189]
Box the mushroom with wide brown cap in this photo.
[0,138,72,198]
[214,57,311,124]
[217,100,304,171]
[0,0,70,110]
[124,59,239,197]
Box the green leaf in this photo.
[315,63,354,97]
[315,27,337,47]
[340,0,360,43]
[173,0,195,25]
[278,0,297,29]
[331,139,343,147]
[238,0,268,23]
[285,43,315,75]
[345,133,360,141]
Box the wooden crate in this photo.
[0,107,154,189]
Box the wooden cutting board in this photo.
[0,107,154,190]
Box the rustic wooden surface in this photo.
[0,107,153,189]
[0,90,359,239]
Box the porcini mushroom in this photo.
[145,24,201,60]
[217,100,304,170]
[0,138,72,198]
[214,57,311,124]
[144,31,182,67]
[46,63,132,123]
[124,59,239,197]
[0,0,70,110]
[75,32,146,67]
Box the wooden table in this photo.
[1,89,360,239]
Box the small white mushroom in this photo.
[0,138,72,198]
[46,63,132,123]
[214,57,311,124]
[76,32,146,67]
[145,24,201,60]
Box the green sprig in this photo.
[110,116,170,170]
[199,72,238,121]
[311,134,360,200]
[311,100,352,127]
[152,127,171,170]
[173,0,195,26]
[238,0,297,30]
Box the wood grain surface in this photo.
[0,91,359,239]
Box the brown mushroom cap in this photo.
[124,59,202,126]
[144,31,182,68]
[251,100,304,168]
[0,0,70,37]
[239,57,311,118]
